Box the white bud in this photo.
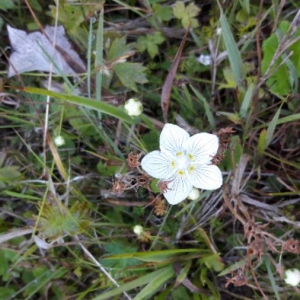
[124,98,143,117]
[284,269,300,286]
[188,187,200,200]
[216,27,222,35]
[133,225,144,236]
[54,135,65,147]
[197,54,211,66]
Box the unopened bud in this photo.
[124,98,143,117]
[133,225,144,236]
[54,135,65,147]
[188,187,200,200]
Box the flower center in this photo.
[175,153,190,170]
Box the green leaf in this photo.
[276,113,300,125]
[173,2,185,19]
[220,11,246,90]
[185,2,201,18]
[114,62,148,91]
[0,166,22,182]
[0,249,19,279]
[182,15,191,29]
[102,249,199,262]
[49,3,84,29]
[219,68,237,89]
[172,1,200,29]
[152,32,165,44]
[137,32,165,58]
[0,287,16,299]
[134,266,175,300]
[199,254,224,272]
[240,83,254,118]
[261,21,300,95]
[136,36,147,52]
[23,87,136,124]
[261,22,290,95]
[153,4,172,22]
[171,286,190,300]
[28,0,42,11]
[218,260,246,277]
[101,243,139,269]
[48,3,87,48]
[265,258,281,300]
[147,42,159,58]
[3,191,40,201]
[108,37,132,61]
[92,266,174,300]
[175,261,191,284]
[266,103,282,148]
[216,111,241,124]
[21,267,67,299]
[257,129,267,156]
[0,0,15,10]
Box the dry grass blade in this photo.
[161,28,189,123]
[231,154,251,196]
[0,228,34,244]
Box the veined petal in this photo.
[184,133,219,164]
[162,175,193,205]
[141,151,174,179]
[160,124,190,155]
[189,164,223,190]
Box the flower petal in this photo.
[184,133,219,164]
[160,123,190,155]
[141,150,174,179]
[162,175,193,205]
[189,164,223,190]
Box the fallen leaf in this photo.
[7,25,86,77]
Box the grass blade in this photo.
[22,87,135,124]
[266,103,282,148]
[219,8,246,90]
[92,266,174,300]
[189,85,216,129]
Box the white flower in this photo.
[54,135,65,147]
[284,269,300,286]
[216,27,222,35]
[124,98,143,117]
[197,54,211,66]
[141,124,222,205]
[133,225,144,236]
[188,187,200,200]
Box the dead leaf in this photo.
[7,25,86,77]
[161,29,189,123]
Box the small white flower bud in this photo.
[124,98,143,117]
[54,135,65,147]
[216,27,222,35]
[197,54,211,66]
[188,187,200,200]
[133,225,144,236]
[284,269,300,286]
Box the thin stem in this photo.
[75,236,132,300]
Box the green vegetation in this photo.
[1,0,300,299]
